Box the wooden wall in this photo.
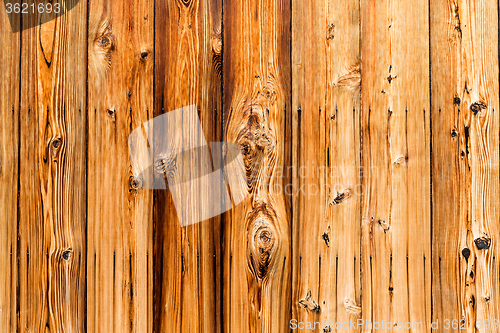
[0,0,499,332]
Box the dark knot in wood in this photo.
[470,102,486,115]
[98,36,111,48]
[130,176,142,190]
[462,247,471,260]
[62,249,72,261]
[474,237,491,250]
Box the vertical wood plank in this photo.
[87,0,154,331]
[18,0,87,331]
[360,0,431,330]
[222,0,291,331]
[0,8,20,333]
[291,0,361,331]
[154,0,222,331]
[431,0,500,330]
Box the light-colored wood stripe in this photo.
[360,0,431,331]
[431,0,500,330]
[291,0,361,331]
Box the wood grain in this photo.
[431,0,500,330]
[291,0,361,331]
[0,7,20,333]
[87,0,154,331]
[1,1,500,332]
[18,0,87,331]
[360,0,431,330]
[154,0,222,332]
[222,0,291,331]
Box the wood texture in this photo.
[291,0,361,331]
[0,7,19,333]
[18,0,87,331]
[0,0,500,332]
[360,0,431,330]
[87,0,154,331]
[153,0,222,332]
[431,0,500,330]
[222,0,291,331]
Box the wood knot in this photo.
[140,51,149,60]
[474,237,491,250]
[239,141,254,156]
[470,102,486,115]
[256,228,274,250]
[51,138,62,149]
[393,155,408,165]
[322,226,331,247]
[299,290,320,313]
[211,31,222,55]
[62,249,73,261]
[462,247,471,260]
[454,96,461,106]
[326,23,335,40]
[98,36,111,48]
[330,189,352,205]
[451,129,458,138]
[262,86,276,101]
[130,176,142,190]
[154,159,165,173]
[247,205,279,280]
[378,220,390,233]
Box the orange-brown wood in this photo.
[0,8,20,333]
[360,0,431,330]
[431,0,500,330]
[154,0,223,332]
[291,0,361,331]
[18,0,87,331]
[222,0,291,331]
[87,0,154,331]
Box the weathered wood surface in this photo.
[154,0,222,332]
[222,0,291,331]
[292,0,361,332]
[431,0,500,331]
[360,0,431,331]
[87,0,154,331]
[19,0,87,331]
[0,7,19,333]
[0,0,499,332]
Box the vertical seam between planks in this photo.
[220,1,225,331]
[289,0,293,325]
[358,0,364,315]
[152,0,157,328]
[428,0,433,328]
[16,10,23,333]
[84,0,90,331]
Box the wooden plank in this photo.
[291,0,361,331]
[18,0,87,331]
[153,0,223,331]
[360,0,431,330]
[87,0,154,331]
[0,8,20,333]
[222,0,291,331]
[430,0,500,330]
